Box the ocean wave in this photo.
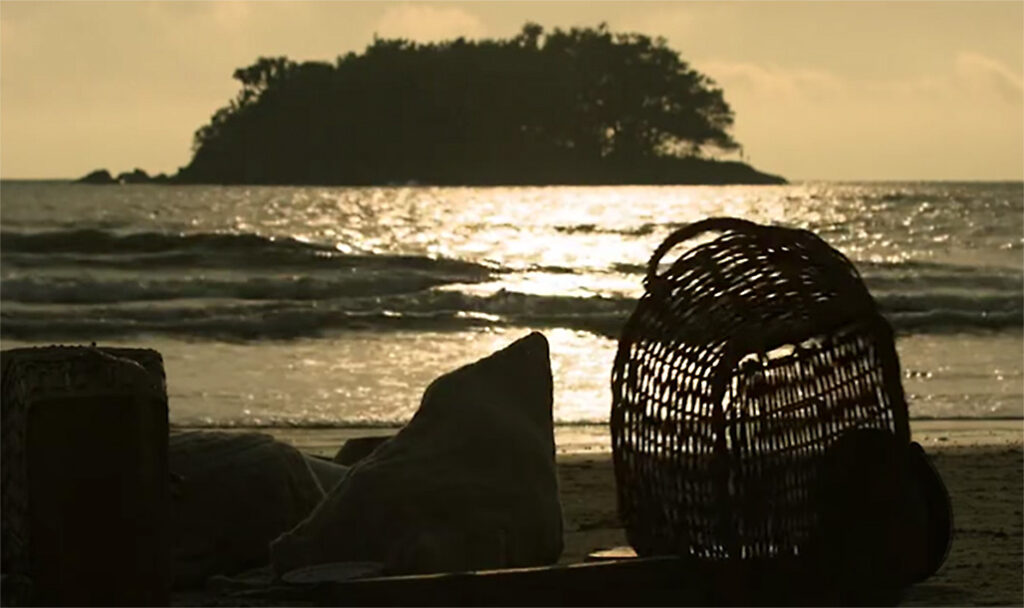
[554,222,685,236]
[170,418,408,430]
[860,260,1023,292]
[2,271,492,304]
[0,229,497,275]
[2,227,1020,339]
[874,292,1022,315]
[554,223,653,236]
[1,228,337,255]
[0,290,630,340]
[887,310,1023,333]
[2,287,1019,341]
[614,253,1022,293]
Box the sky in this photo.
[1,1,1021,181]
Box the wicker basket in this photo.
[611,217,910,561]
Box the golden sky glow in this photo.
[1,1,1021,180]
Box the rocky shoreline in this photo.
[76,158,786,187]
[77,168,173,185]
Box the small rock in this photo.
[76,169,116,184]
[116,168,151,184]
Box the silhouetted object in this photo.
[586,546,639,562]
[813,428,951,604]
[314,555,711,606]
[176,24,785,186]
[905,441,954,582]
[610,218,941,601]
[816,428,917,605]
[168,431,327,589]
[304,452,350,491]
[116,168,152,184]
[1,346,169,606]
[332,435,392,466]
[280,561,385,585]
[302,551,870,606]
[271,332,563,576]
[0,573,33,607]
[76,169,116,184]
[77,168,171,185]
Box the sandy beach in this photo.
[190,419,1023,606]
[554,444,1024,607]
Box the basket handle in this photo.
[645,217,763,283]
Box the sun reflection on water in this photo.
[100,183,1013,274]
[2,181,1020,427]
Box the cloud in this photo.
[699,52,1023,107]
[373,4,486,43]
[690,54,1022,179]
[696,61,846,102]
[145,1,255,31]
[955,52,1024,104]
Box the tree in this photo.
[232,56,296,108]
[177,23,776,185]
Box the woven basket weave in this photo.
[611,217,910,561]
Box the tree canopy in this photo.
[177,23,781,185]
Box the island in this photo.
[80,24,785,186]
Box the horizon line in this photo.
[2,177,1023,184]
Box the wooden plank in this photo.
[316,557,710,606]
[310,553,904,606]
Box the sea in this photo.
[2,181,1021,440]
